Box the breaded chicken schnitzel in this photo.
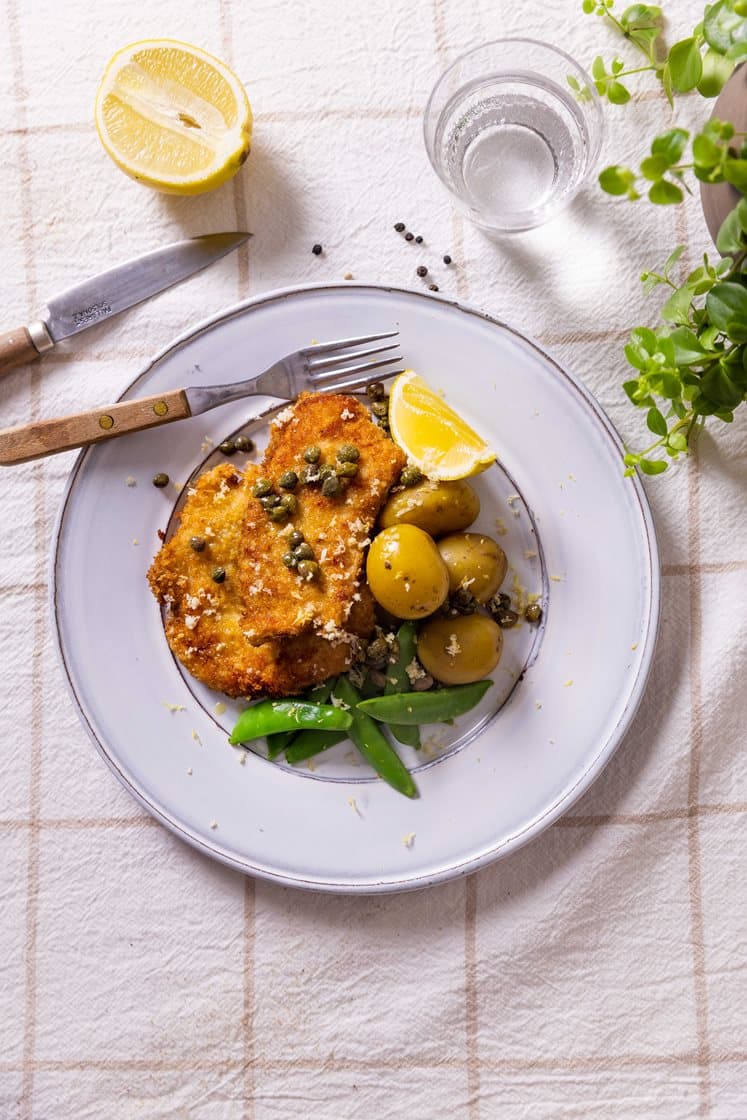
[240,392,405,644]
[147,460,375,698]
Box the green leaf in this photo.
[640,154,670,181]
[648,179,684,204]
[662,244,686,277]
[669,326,709,364]
[592,55,607,80]
[599,164,636,195]
[667,38,703,91]
[704,0,747,54]
[651,128,689,165]
[567,74,581,92]
[607,80,631,104]
[716,206,747,255]
[692,132,722,167]
[639,458,669,474]
[582,0,596,13]
[667,431,689,452]
[723,158,747,189]
[697,47,735,96]
[705,280,747,334]
[646,406,668,435]
[660,285,693,325]
[701,362,745,408]
[661,62,674,106]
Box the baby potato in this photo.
[437,532,507,603]
[379,479,480,538]
[417,614,503,685]
[366,525,449,619]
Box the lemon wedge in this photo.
[388,371,496,480]
[94,39,252,195]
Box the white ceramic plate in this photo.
[52,284,660,893]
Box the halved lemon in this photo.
[95,39,252,195]
[388,371,496,480]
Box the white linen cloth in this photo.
[1,0,745,1116]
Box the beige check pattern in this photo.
[2,0,746,1116]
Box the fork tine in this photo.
[317,369,406,394]
[298,330,398,358]
[308,342,400,375]
[309,355,403,383]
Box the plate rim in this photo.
[50,281,661,893]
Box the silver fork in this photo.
[0,330,404,466]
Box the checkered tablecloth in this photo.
[2,0,746,1116]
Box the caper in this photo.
[294,542,314,560]
[337,444,360,463]
[152,472,169,488]
[337,461,359,478]
[496,608,519,629]
[260,494,280,509]
[400,465,424,487]
[319,463,336,480]
[288,530,305,549]
[279,470,298,490]
[452,588,478,614]
[233,435,254,453]
[253,478,274,498]
[218,439,236,456]
[297,559,320,581]
[487,592,511,616]
[282,552,298,569]
[212,566,227,583]
[279,493,298,514]
[189,536,206,553]
[365,635,390,669]
[367,382,386,400]
[336,476,350,492]
[269,506,290,522]
[300,465,321,485]
[322,474,340,497]
[525,602,543,623]
[371,400,389,418]
[303,445,321,463]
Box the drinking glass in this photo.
[423,39,604,234]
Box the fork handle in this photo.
[0,388,191,465]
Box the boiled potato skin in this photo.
[366,525,449,620]
[437,533,507,603]
[417,614,503,685]
[379,479,479,538]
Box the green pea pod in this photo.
[266,681,335,758]
[266,729,297,760]
[384,622,421,749]
[286,729,349,764]
[229,699,352,745]
[357,680,493,725]
[334,676,418,800]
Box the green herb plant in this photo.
[578,0,747,474]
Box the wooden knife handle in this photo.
[0,326,41,375]
[0,388,192,465]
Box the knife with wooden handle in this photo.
[0,231,250,375]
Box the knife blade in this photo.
[0,231,251,376]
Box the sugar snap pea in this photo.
[384,622,421,750]
[357,680,492,725]
[334,676,418,799]
[229,699,352,745]
[286,729,348,764]
[266,682,335,758]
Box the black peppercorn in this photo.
[429,284,439,292]
[312,243,322,255]
[393,222,406,232]
[404,231,414,242]
[443,254,452,265]
[416,265,428,277]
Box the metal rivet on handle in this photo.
[98,415,114,430]
[153,400,168,417]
